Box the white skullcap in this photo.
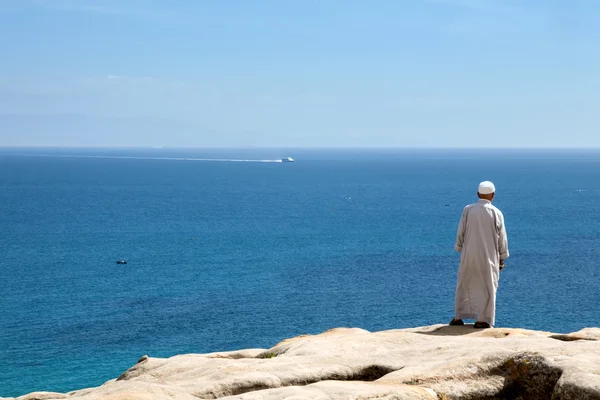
[478,181,496,195]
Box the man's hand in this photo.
[499,260,505,271]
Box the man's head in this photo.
[477,181,495,201]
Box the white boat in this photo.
[282,157,294,163]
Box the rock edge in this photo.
[5,324,600,400]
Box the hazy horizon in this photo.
[2,145,600,151]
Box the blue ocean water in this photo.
[1,148,600,397]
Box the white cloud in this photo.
[420,0,550,35]
[106,75,153,82]
[25,0,186,22]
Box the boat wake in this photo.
[3,154,285,163]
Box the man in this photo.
[450,181,509,329]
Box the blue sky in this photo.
[1,0,599,147]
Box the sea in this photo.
[1,147,600,397]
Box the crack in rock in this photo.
[406,353,564,400]
[198,365,401,398]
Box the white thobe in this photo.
[454,199,509,325]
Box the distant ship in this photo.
[282,157,295,163]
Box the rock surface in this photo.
[5,324,600,399]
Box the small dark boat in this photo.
[116,260,127,265]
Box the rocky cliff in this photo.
[6,324,600,400]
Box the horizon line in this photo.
[1,145,600,151]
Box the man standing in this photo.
[450,181,509,329]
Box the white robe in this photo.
[454,199,509,325]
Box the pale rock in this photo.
[551,327,600,342]
[5,324,600,399]
[219,381,438,399]
[16,393,67,400]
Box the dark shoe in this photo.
[449,318,464,326]
[474,321,492,329]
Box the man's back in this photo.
[458,200,505,261]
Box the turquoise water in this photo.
[1,148,600,396]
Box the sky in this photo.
[0,0,599,147]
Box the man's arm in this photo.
[498,212,509,261]
[454,208,467,253]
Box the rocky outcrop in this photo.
[5,325,600,400]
